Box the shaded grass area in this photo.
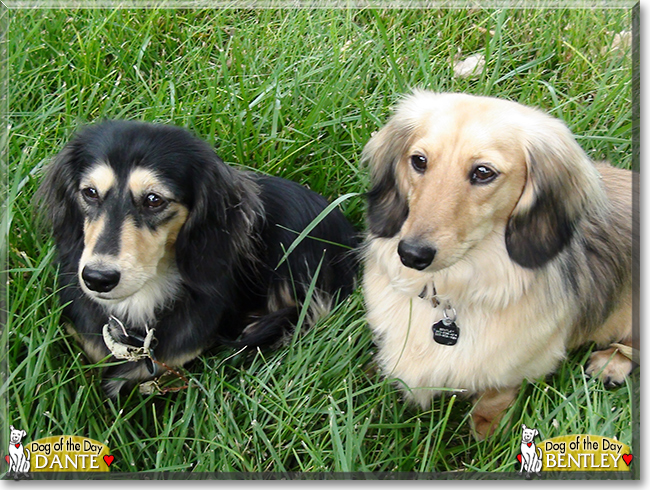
[3,7,636,475]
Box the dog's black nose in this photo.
[397,240,436,270]
[82,266,121,293]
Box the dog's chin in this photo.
[80,284,142,305]
[79,268,183,325]
[372,237,464,296]
[392,253,468,297]
[387,263,431,297]
[399,255,457,275]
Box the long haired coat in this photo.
[362,91,635,438]
[39,120,358,397]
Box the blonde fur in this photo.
[362,91,635,438]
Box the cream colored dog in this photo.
[362,91,635,439]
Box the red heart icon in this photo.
[516,454,522,463]
[622,454,633,466]
[15,444,19,449]
[527,442,532,447]
[103,455,115,467]
[4,455,10,465]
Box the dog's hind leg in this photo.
[236,286,333,348]
[237,306,301,348]
[585,291,637,388]
[586,338,637,388]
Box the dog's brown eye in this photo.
[144,193,166,209]
[410,155,427,173]
[81,187,99,201]
[470,165,498,185]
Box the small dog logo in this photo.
[518,424,542,478]
[6,425,30,479]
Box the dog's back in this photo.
[566,163,633,349]
[224,174,359,347]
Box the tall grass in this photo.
[2,6,637,477]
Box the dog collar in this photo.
[418,283,440,307]
[420,282,460,346]
[102,316,158,375]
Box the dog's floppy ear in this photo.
[505,115,606,269]
[174,153,262,294]
[363,108,419,238]
[36,146,85,253]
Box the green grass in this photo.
[2,6,637,477]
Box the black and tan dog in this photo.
[39,120,358,397]
[362,91,636,438]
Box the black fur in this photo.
[505,185,575,269]
[362,114,415,239]
[366,169,409,238]
[38,120,358,397]
[505,148,583,270]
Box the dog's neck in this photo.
[432,240,537,310]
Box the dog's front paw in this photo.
[586,345,636,388]
[471,413,500,441]
[470,387,518,440]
